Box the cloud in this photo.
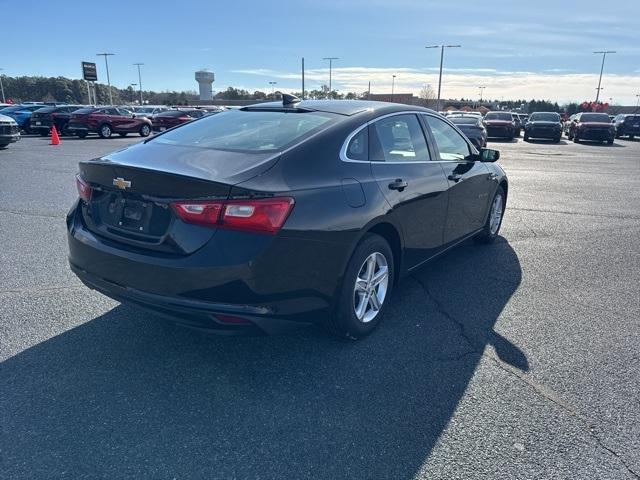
[231,66,640,104]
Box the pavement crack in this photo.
[0,208,64,219]
[508,207,640,221]
[486,353,640,479]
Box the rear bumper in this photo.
[66,203,348,333]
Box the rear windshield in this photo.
[529,112,560,122]
[624,115,640,122]
[450,117,479,125]
[73,108,97,114]
[34,107,56,113]
[485,112,513,121]
[153,109,336,152]
[580,113,610,122]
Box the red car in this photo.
[483,111,517,139]
[67,107,152,138]
[566,112,615,144]
[151,109,210,132]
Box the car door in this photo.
[422,114,492,244]
[366,113,449,267]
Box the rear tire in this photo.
[98,124,112,139]
[553,136,561,143]
[39,131,49,137]
[474,185,505,244]
[118,132,128,137]
[77,132,88,139]
[523,134,529,142]
[607,138,614,145]
[0,143,8,149]
[573,133,580,143]
[629,135,635,140]
[326,234,394,340]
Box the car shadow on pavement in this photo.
[1,239,523,479]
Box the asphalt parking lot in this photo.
[1,134,639,479]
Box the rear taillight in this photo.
[76,174,92,202]
[171,197,294,234]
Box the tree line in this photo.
[0,75,590,114]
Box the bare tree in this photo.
[419,84,436,108]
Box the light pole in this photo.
[133,63,144,105]
[96,53,115,104]
[129,84,137,104]
[635,94,640,112]
[322,57,339,99]
[593,50,615,105]
[0,68,5,103]
[426,44,461,111]
[391,75,396,101]
[479,86,486,102]
[268,81,277,97]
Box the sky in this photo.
[2,0,639,104]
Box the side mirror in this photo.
[480,148,500,162]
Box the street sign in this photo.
[81,62,97,82]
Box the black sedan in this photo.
[448,115,487,148]
[67,98,507,339]
[523,112,562,142]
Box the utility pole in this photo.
[268,81,277,97]
[368,81,371,100]
[322,57,339,99]
[97,53,115,104]
[593,50,615,105]
[426,44,461,111]
[391,75,396,102]
[479,86,486,102]
[301,57,305,100]
[0,68,5,103]
[133,63,144,105]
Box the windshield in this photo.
[580,113,610,123]
[485,112,513,121]
[135,107,154,113]
[529,112,560,122]
[153,109,336,152]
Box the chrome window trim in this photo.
[340,110,477,164]
[339,110,434,164]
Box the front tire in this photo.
[474,185,505,244]
[326,234,394,340]
[139,124,151,137]
[573,132,580,143]
[98,124,112,139]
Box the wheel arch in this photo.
[365,221,403,285]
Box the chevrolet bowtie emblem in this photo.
[113,177,132,190]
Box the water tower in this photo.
[195,70,215,101]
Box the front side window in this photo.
[424,115,471,161]
[369,114,430,162]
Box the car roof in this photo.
[243,100,432,117]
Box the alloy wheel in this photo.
[489,193,504,235]
[353,252,389,323]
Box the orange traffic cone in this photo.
[50,125,60,145]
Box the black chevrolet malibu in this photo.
[67,98,508,339]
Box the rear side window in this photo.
[153,109,335,152]
[423,115,471,161]
[345,127,368,161]
[369,114,430,162]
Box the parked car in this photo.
[563,114,576,137]
[518,113,529,126]
[151,109,209,131]
[0,104,45,133]
[523,112,562,142]
[0,113,20,148]
[67,107,152,138]
[511,113,522,136]
[448,115,487,148]
[30,105,85,136]
[483,111,516,139]
[132,106,169,119]
[67,99,507,339]
[567,112,615,144]
[612,114,640,139]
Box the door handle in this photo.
[388,179,408,191]
[447,174,463,183]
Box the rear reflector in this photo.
[75,174,92,202]
[171,197,294,234]
[214,314,253,325]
